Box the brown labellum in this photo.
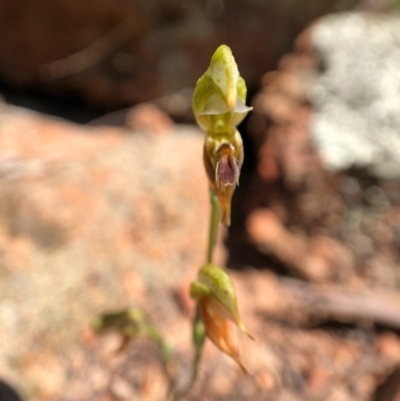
[216,143,239,191]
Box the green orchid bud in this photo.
[92,307,149,338]
[92,307,172,361]
[193,44,252,132]
[190,264,253,372]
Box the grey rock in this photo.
[309,13,400,178]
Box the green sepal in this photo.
[197,264,239,321]
[190,264,253,339]
[192,44,252,132]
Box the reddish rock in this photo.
[125,103,174,134]
[0,104,209,400]
[246,12,400,290]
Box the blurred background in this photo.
[2,0,400,400]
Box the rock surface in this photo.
[0,103,210,400]
[247,12,400,289]
[4,10,400,401]
[310,13,400,178]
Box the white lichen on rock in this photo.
[309,12,400,178]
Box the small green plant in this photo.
[190,44,253,376]
[93,44,253,399]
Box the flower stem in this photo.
[191,304,206,379]
[177,189,219,399]
[207,187,220,264]
[183,189,218,392]
[174,305,206,400]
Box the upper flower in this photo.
[203,129,244,226]
[192,44,252,133]
[194,44,252,225]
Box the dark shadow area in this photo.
[225,90,295,273]
[0,78,104,124]
[0,380,23,401]
[373,365,400,401]
[224,106,267,269]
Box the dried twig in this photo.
[280,277,400,330]
[40,15,139,80]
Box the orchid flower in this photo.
[193,45,252,226]
[190,263,253,372]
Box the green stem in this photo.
[174,305,206,400]
[176,189,219,399]
[207,187,220,264]
[191,304,206,384]
[148,327,177,400]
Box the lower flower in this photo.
[190,264,253,372]
[199,295,248,373]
